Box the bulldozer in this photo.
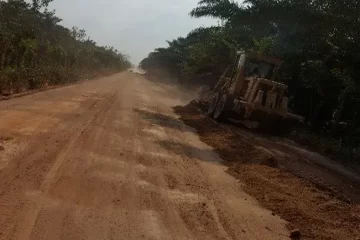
[207,50,304,133]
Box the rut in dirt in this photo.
[174,102,360,240]
[0,73,294,240]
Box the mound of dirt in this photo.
[0,136,12,141]
[0,135,13,151]
[174,103,360,240]
[173,104,278,166]
[189,100,208,113]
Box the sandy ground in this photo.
[0,73,292,240]
[174,102,360,240]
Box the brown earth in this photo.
[174,103,360,240]
[0,72,294,240]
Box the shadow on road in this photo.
[134,108,191,132]
[155,140,221,164]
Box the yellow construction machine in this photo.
[207,51,304,133]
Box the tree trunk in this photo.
[331,96,346,136]
[0,47,9,69]
[312,99,324,126]
[21,49,28,67]
[0,51,6,70]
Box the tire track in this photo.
[0,93,118,240]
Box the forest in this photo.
[0,0,131,95]
[140,0,360,165]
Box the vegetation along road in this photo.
[1,0,360,239]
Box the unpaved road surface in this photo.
[174,103,360,239]
[0,73,290,240]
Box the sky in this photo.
[49,0,217,64]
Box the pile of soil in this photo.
[174,103,360,240]
[0,135,12,151]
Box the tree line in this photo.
[0,0,131,94]
[140,0,360,164]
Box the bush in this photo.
[0,0,131,96]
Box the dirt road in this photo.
[0,73,290,240]
[175,103,360,239]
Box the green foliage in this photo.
[190,0,240,20]
[0,0,131,94]
[141,0,360,160]
[253,37,274,55]
[140,27,240,85]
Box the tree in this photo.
[0,0,131,93]
[141,0,360,150]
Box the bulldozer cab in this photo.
[232,51,283,85]
[229,52,277,78]
[208,50,304,128]
[216,51,283,93]
[228,51,283,94]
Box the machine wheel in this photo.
[274,118,297,136]
[257,116,276,133]
[207,92,220,117]
[214,94,229,121]
[257,116,295,135]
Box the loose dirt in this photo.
[174,103,360,240]
[0,73,293,240]
[2,71,359,239]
